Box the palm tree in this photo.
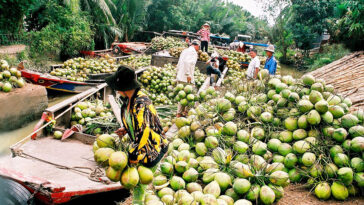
[64,0,122,48]
[112,0,149,42]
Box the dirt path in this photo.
[278,184,364,205]
[0,44,26,54]
[118,184,364,205]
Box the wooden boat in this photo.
[20,68,99,93]
[0,63,228,204]
[0,68,151,204]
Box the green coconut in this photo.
[314,182,331,200]
[234,141,249,154]
[292,129,307,140]
[225,188,239,201]
[322,111,334,124]
[352,110,364,123]
[178,126,191,139]
[170,176,186,190]
[108,151,128,171]
[309,90,323,104]
[329,105,345,119]
[337,167,354,185]
[252,141,267,156]
[251,127,265,140]
[284,117,298,131]
[96,134,115,148]
[203,181,221,198]
[354,172,364,187]
[297,115,308,129]
[332,128,348,142]
[341,114,359,129]
[325,163,338,178]
[270,171,289,186]
[138,166,153,184]
[177,150,191,162]
[284,153,298,169]
[214,172,232,192]
[106,166,122,182]
[331,182,349,200]
[121,167,139,189]
[260,112,273,123]
[196,142,208,156]
[221,122,237,136]
[315,100,329,113]
[237,130,250,143]
[183,168,199,183]
[94,147,115,166]
[302,74,315,86]
[160,162,174,175]
[349,125,364,138]
[298,100,314,113]
[288,168,302,182]
[351,157,364,172]
[200,194,218,205]
[334,153,349,167]
[279,131,293,143]
[259,185,275,205]
[293,140,310,154]
[205,136,219,149]
[278,143,293,156]
[351,137,364,153]
[233,178,251,195]
[246,184,260,201]
[268,139,282,152]
[307,110,321,125]
[302,152,316,167]
[175,161,189,173]
[330,145,344,158]
[268,184,284,199]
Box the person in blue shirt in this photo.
[264,45,277,75]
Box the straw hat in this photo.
[265,45,275,53]
[203,23,210,28]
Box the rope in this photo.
[13,150,110,185]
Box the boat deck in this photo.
[0,136,121,200]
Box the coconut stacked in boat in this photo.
[145,70,363,205]
[0,59,26,92]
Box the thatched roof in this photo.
[309,51,364,110]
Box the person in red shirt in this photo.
[197,23,211,52]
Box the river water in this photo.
[0,92,74,156]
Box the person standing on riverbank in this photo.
[197,23,210,52]
[105,65,168,205]
[246,49,260,79]
[264,45,277,75]
[176,40,200,117]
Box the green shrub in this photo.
[27,3,94,60]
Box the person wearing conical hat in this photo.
[264,45,277,75]
[197,23,211,52]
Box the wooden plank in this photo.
[216,66,229,87]
[108,95,122,127]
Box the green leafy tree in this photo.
[0,0,35,33]
[27,1,94,59]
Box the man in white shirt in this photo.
[176,40,200,117]
[246,49,260,79]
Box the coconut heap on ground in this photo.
[143,70,363,205]
[0,59,26,93]
[50,56,119,82]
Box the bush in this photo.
[27,3,94,60]
[304,44,350,71]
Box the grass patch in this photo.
[305,44,350,71]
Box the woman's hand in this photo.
[115,127,127,137]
